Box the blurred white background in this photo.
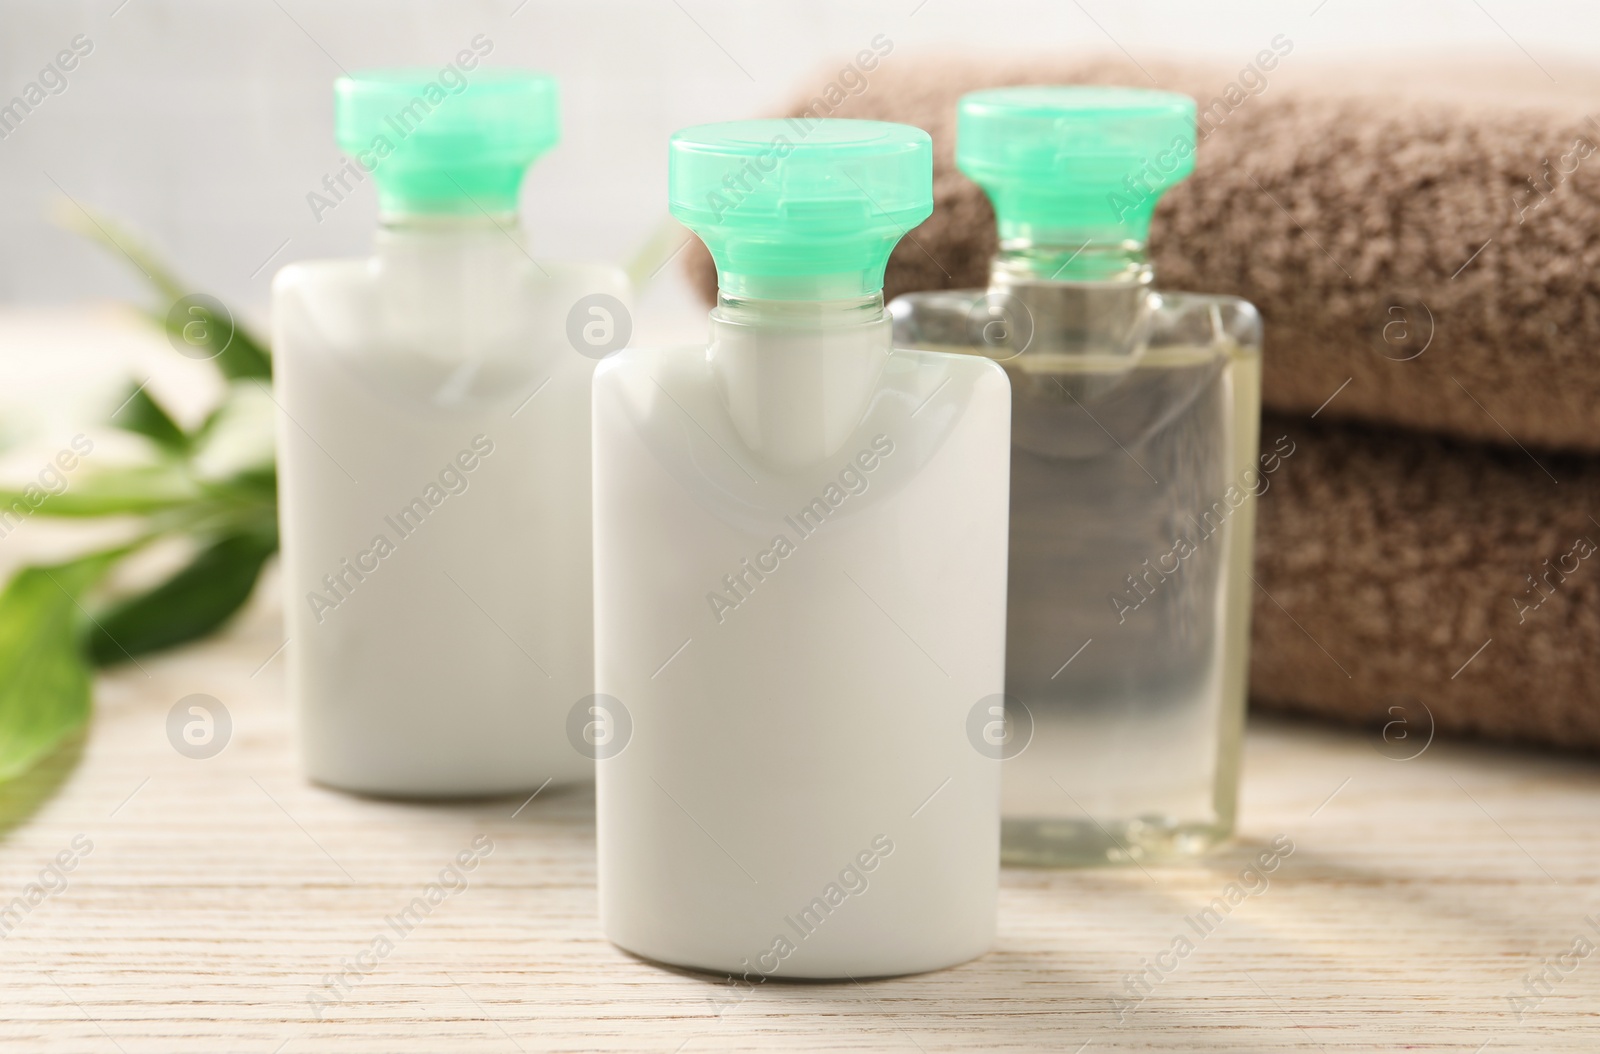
[1,0,1597,332]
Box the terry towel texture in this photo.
[1256,413,1599,751]
[682,55,1600,751]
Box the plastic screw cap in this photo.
[335,68,559,217]
[669,119,933,300]
[956,86,1197,246]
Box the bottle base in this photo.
[303,769,587,802]
[1001,816,1231,868]
[607,937,990,983]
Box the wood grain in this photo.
[0,578,1596,1052]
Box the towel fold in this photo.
[1255,412,1598,752]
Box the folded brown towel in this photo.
[1256,413,1599,753]
[684,55,1600,453]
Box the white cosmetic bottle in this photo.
[272,69,629,796]
[593,120,1010,978]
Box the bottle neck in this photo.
[369,211,532,349]
[990,239,1152,289]
[707,291,891,471]
[376,209,522,247]
[711,291,888,333]
[987,240,1154,361]
[372,210,530,292]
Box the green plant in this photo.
[0,208,278,781]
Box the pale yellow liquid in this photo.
[998,342,1260,866]
[902,321,1261,866]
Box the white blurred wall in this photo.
[0,0,1596,321]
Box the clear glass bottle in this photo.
[891,88,1263,866]
[594,120,1009,977]
[272,70,629,796]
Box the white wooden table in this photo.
[1,308,1596,1052]
[0,566,1595,1052]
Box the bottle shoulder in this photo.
[595,343,1007,392]
[273,255,628,303]
[272,257,363,299]
[891,283,1261,362]
[1151,290,1262,357]
[593,342,1008,485]
[274,255,630,356]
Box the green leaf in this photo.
[205,464,277,506]
[0,552,119,781]
[0,465,201,519]
[217,325,273,382]
[112,383,188,453]
[52,200,188,305]
[88,529,277,666]
[148,304,272,381]
[53,201,270,380]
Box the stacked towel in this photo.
[1255,412,1599,750]
[683,55,1600,751]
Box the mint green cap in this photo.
[957,86,1196,246]
[669,119,933,300]
[334,69,559,216]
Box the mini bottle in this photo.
[273,70,629,796]
[891,88,1263,866]
[593,120,1010,977]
